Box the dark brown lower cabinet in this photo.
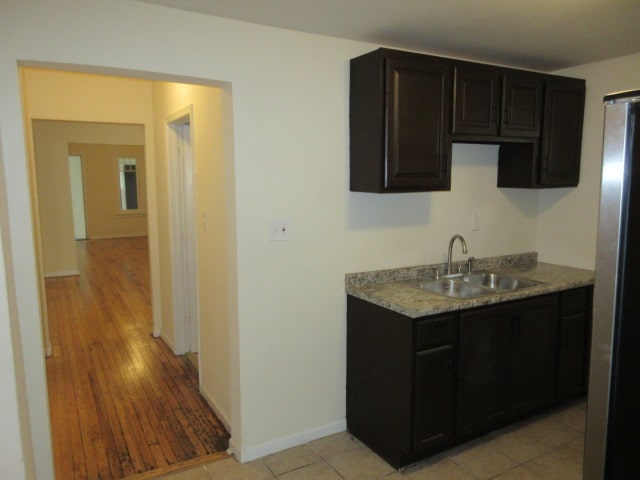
[457,305,509,437]
[508,295,558,416]
[413,323,457,452]
[556,313,587,399]
[457,295,558,438]
[347,287,591,468]
[556,287,592,400]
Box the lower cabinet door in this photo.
[457,305,509,437]
[508,295,558,417]
[414,345,456,452]
[556,312,587,400]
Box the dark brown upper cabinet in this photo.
[501,72,544,138]
[350,49,452,193]
[350,48,585,192]
[452,66,543,139]
[498,78,585,188]
[452,65,502,136]
[539,80,586,187]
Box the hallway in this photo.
[45,237,229,480]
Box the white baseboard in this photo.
[228,437,241,460]
[87,233,148,240]
[233,419,347,463]
[160,331,189,355]
[159,332,176,352]
[44,270,80,278]
[199,385,232,434]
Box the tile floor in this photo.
[156,400,586,480]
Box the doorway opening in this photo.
[21,66,237,480]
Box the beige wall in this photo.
[31,120,145,276]
[20,69,162,334]
[151,82,234,428]
[536,53,640,269]
[31,122,80,276]
[69,143,147,239]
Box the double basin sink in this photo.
[407,272,541,299]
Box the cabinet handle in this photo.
[510,315,522,336]
[447,359,456,381]
[503,104,511,124]
[441,154,449,175]
[542,155,550,171]
[491,103,498,126]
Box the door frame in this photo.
[13,64,239,478]
[68,154,87,240]
[166,106,199,355]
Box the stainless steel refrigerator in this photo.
[585,89,640,480]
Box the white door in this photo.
[176,121,198,352]
[68,155,87,240]
[168,112,198,355]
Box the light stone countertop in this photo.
[345,253,595,319]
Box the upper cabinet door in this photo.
[501,73,543,138]
[452,65,502,136]
[385,57,452,190]
[539,80,586,187]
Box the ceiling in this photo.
[136,0,640,71]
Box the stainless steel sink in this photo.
[407,271,540,299]
[414,278,488,298]
[462,272,540,291]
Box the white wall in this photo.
[0,159,33,478]
[1,0,635,476]
[536,53,640,269]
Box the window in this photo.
[119,157,138,210]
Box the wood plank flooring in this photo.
[45,237,229,480]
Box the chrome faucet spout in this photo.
[447,234,468,275]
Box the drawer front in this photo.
[416,315,456,351]
[560,287,588,316]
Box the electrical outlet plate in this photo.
[270,219,290,241]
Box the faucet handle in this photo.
[467,256,475,274]
[434,268,440,279]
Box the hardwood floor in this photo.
[45,237,229,480]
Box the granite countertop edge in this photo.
[345,252,595,319]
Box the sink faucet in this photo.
[447,234,468,275]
